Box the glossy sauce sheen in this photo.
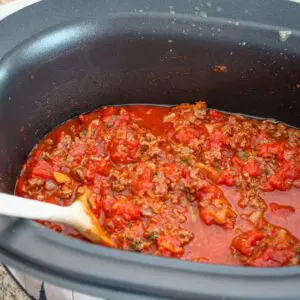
[16,102,300,267]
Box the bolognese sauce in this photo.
[16,102,300,267]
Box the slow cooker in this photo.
[1,0,300,299]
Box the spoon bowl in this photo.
[0,192,116,248]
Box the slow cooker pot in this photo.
[1,0,300,299]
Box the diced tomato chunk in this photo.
[217,170,236,186]
[248,231,265,246]
[232,231,264,257]
[77,159,111,183]
[249,247,296,267]
[231,155,243,168]
[199,207,216,226]
[200,206,236,229]
[282,162,299,180]
[232,237,254,257]
[132,165,153,195]
[181,168,192,182]
[198,185,236,229]
[157,236,184,255]
[262,181,274,192]
[160,163,181,182]
[208,129,226,148]
[242,159,262,177]
[269,174,287,190]
[112,199,141,221]
[259,142,285,161]
[31,160,53,179]
[197,185,224,201]
[263,162,299,191]
[269,203,295,217]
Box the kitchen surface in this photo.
[0,266,29,300]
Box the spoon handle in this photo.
[0,192,116,247]
[0,192,70,222]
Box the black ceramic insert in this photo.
[0,0,300,299]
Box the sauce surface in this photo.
[16,102,300,267]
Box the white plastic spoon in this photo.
[0,190,116,248]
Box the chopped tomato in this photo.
[31,160,53,179]
[197,185,224,201]
[132,165,153,195]
[111,199,141,221]
[259,142,286,161]
[208,129,226,148]
[269,203,295,217]
[217,169,236,186]
[263,162,299,191]
[232,231,264,257]
[157,236,184,255]
[198,185,236,229]
[160,163,181,182]
[181,168,192,182]
[249,247,296,267]
[199,205,236,229]
[231,155,243,168]
[242,159,262,177]
[87,159,111,180]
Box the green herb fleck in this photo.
[237,150,248,161]
[181,157,190,164]
[146,228,160,241]
[147,232,158,241]
[129,238,143,252]
[215,167,221,174]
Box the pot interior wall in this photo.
[0,17,300,194]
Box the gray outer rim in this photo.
[1,0,300,299]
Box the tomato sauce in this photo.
[16,102,300,267]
